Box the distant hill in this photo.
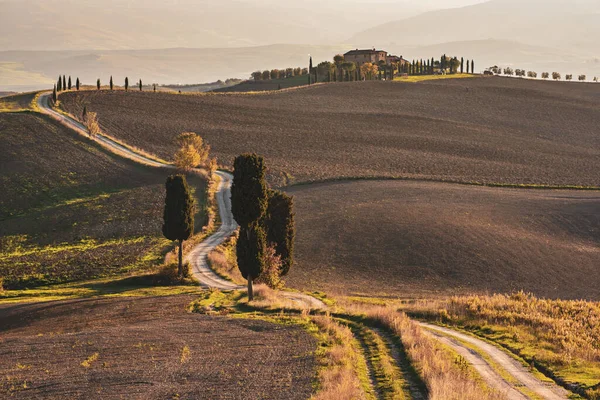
[0,45,345,92]
[0,0,425,51]
[349,0,600,75]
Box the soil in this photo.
[0,295,317,399]
[285,179,600,300]
[59,77,599,187]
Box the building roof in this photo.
[344,49,387,56]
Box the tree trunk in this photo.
[178,240,183,277]
[247,274,253,301]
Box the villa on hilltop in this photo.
[344,49,409,67]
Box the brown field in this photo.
[0,295,316,399]
[285,180,600,300]
[0,112,207,288]
[60,77,599,187]
[0,92,37,111]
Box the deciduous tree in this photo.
[162,175,195,277]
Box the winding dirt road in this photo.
[37,92,325,310]
[38,91,569,396]
[420,323,569,400]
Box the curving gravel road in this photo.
[420,323,569,400]
[37,91,325,310]
[38,90,567,393]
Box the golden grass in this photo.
[348,304,506,400]
[206,234,245,285]
[405,292,600,396]
[393,73,476,83]
[311,314,366,400]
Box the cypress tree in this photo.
[237,225,266,299]
[471,60,475,74]
[309,56,313,85]
[265,190,295,277]
[76,78,80,90]
[97,79,101,90]
[62,75,66,91]
[466,60,470,74]
[162,175,195,277]
[57,76,62,92]
[231,154,268,300]
[125,77,129,91]
[431,57,435,74]
[154,84,156,92]
[110,76,113,90]
[82,105,87,120]
[68,76,72,90]
[139,79,143,91]
[52,84,57,103]
[461,57,464,74]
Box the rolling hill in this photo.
[0,110,207,289]
[59,77,600,187]
[286,179,600,300]
[58,77,600,299]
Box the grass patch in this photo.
[394,73,476,83]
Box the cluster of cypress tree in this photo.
[231,154,295,300]
[55,75,80,92]
[405,55,475,75]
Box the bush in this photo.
[255,245,284,289]
[84,112,101,137]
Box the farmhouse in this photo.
[344,49,409,66]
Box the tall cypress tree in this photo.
[162,175,195,277]
[57,76,62,92]
[76,78,80,90]
[461,57,464,74]
[309,56,313,85]
[68,76,72,90]
[139,79,143,91]
[265,190,295,277]
[62,75,66,91]
[232,154,268,300]
[97,79,101,90]
[471,60,475,74]
[52,84,57,103]
[466,60,470,74]
[125,77,129,91]
[110,76,113,90]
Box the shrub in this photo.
[84,112,101,137]
[578,75,586,81]
[552,72,561,80]
[255,245,284,289]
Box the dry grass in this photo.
[311,314,365,400]
[405,292,600,397]
[251,284,305,311]
[206,234,245,285]
[345,303,506,400]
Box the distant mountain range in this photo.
[1,0,598,91]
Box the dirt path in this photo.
[420,323,570,400]
[37,91,325,310]
[38,91,567,397]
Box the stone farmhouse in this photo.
[344,49,409,67]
